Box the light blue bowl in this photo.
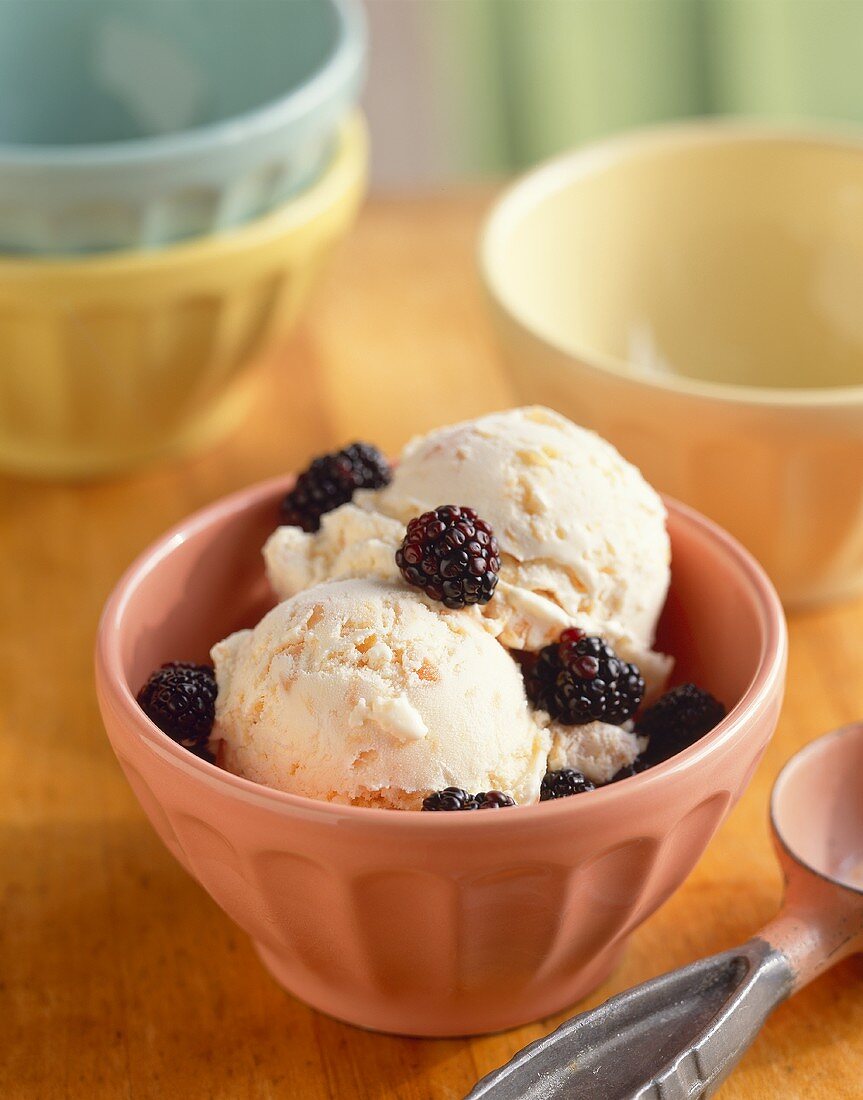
[0,0,365,253]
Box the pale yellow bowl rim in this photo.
[481,118,863,410]
[0,111,366,278]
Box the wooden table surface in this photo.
[3,194,862,1099]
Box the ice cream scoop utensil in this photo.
[468,722,863,1099]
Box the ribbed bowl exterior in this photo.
[0,130,340,254]
[95,478,787,1036]
[0,0,365,253]
[0,115,367,478]
[488,305,863,609]
[103,726,769,1036]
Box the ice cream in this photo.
[265,406,672,691]
[369,406,669,642]
[545,720,646,786]
[264,503,404,597]
[133,408,729,811]
[209,406,677,810]
[211,578,551,809]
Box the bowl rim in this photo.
[95,473,788,832]
[0,112,366,277]
[0,0,365,168]
[480,117,863,410]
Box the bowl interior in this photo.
[114,485,770,758]
[0,0,344,146]
[489,132,863,391]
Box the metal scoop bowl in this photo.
[468,722,863,1099]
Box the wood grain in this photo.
[3,193,861,1099]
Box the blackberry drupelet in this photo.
[524,628,644,725]
[638,683,726,765]
[422,787,479,811]
[611,759,649,782]
[279,442,391,532]
[540,768,595,800]
[396,505,500,609]
[476,791,516,809]
[422,788,515,811]
[137,662,217,754]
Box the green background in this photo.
[419,0,863,174]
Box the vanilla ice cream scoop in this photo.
[545,720,647,786]
[264,504,404,597]
[265,407,672,692]
[363,406,670,651]
[211,578,550,809]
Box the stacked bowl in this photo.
[0,0,367,478]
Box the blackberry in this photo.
[540,769,595,801]
[279,442,391,532]
[611,759,649,783]
[638,683,726,765]
[396,505,500,609]
[524,628,644,725]
[137,662,217,754]
[476,790,516,809]
[421,788,516,811]
[422,787,479,811]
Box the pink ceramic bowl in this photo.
[95,477,787,1037]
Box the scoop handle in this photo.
[466,938,794,1100]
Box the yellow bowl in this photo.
[481,123,863,608]
[0,113,367,479]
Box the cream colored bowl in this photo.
[481,123,863,607]
[0,113,366,479]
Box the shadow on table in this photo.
[5,820,860,1098]
[466,870,863,1098]
[3,819,475,1098]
